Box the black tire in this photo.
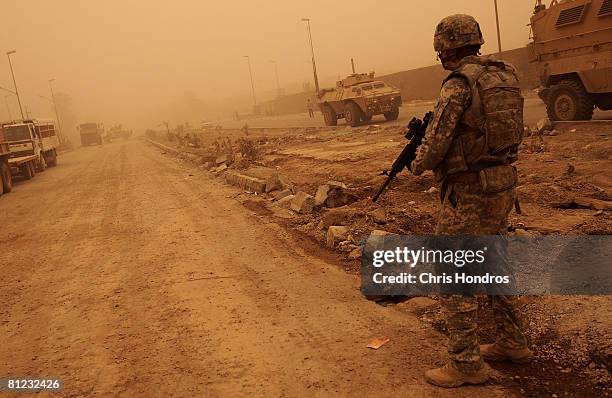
[22,162,34,180]
[344,102,363,127]
[384,108,400,121]
[322,105,337,126]
[1,160,12,193]
[546,80,594,121]
[47,150,58,167]
[37,154,47,172]
[362,115,372,122]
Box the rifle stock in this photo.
[372,111,433,203]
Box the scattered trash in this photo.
[367,337,390,350]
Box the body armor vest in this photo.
[438,56,524,179]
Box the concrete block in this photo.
[327,226,349,248]
[265,173,294,193]
[315,181,358,208]
[276,194,295,207]
[273,189,293,201]
[224,171,266,193]
[290,191,315,214]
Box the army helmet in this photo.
[434,14,484,53]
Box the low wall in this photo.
[262,46,539,115]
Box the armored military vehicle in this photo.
[528,0,612,120]
[317,71,402,127]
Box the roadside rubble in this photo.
[147,118,612,393]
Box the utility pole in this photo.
[494,0,503,55]
[48,78,65,143]
[270,60,281,96]
[6,50,24,120]
[301,18,320,96]
[243,55,257,108]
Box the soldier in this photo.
[409,14,533,388]
[307,98,315,118]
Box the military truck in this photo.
[78,122,104,146]
[3,119,59,171]
[528,0,612,120]
[317,71,402,127]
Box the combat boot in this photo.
[480,343,533,363]
[424,363,490,388]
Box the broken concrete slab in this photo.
[272,189,293,201]
[213,164,228,173]
[551,197,612,211]
[224,171,266,193]
[276,194,295,207]
[315,181,358,208]
[215,154,231,166]
[319,207,359,229]
[290,191,315,214]
[265,173,294,193]
[327,226,349,248]
[369,208,388,225]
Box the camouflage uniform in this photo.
[411,48,529,373]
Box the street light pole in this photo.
[48,79,64,142]
[301,18,320,96]
[6,50,24,120]
[243,55,257,107]
[494,0,503,55]
[270,60,280,96]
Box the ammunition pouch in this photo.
[478,164,517,193]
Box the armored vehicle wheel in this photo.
[322,106,337,126]
[546,80,594,121]
[362,115,372,122]
[1,161,12,193]
[384,108,399,121]
[344,102,363,127]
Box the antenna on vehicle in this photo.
[351,58,356,74]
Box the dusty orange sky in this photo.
[1,0,536,130]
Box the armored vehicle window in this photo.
[361,85,373,91]
[555,4,586,27]
[373,82,386,89]
[599,0,612,16]
[352,87,362,95]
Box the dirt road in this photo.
[0,141,511,397]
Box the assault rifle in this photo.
[372,111,433,202]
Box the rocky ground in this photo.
[147,117,611,397]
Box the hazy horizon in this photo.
[2,0,536,135]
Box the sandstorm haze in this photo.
[2,0,534,135]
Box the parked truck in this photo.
[0,124,40,196]
[78,122,104,146]
[2,119,59,172]
[0,126,13,196]
[528,0,612,120]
